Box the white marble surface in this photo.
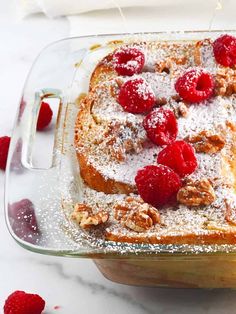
[2,1,236,313]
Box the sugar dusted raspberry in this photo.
[213,34,236,67]
[157,140,198,177]
[4,290,45,314]
[113,47,145,76]
[8,199,40,244]
[135,165,182,207]
[175,68,214,103]
[143,108,178,145]
[37,101,53,131]
[0,136,10,170]
[118,78,156,113]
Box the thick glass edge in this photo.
[4,29,236,258]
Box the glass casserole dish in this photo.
[5,30,236,288]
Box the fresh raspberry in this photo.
[8,199,40,244]
[0,136,10,170]
[118,78,155,113]
[213,34,236,67]
[113,47,145,76]
[37,101,53,131]
[4,290,45,314]
[157,140,198,177]
[175,68,214,103]
[135,165,181,207]
[143,108,178,145]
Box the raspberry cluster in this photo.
[113,47,201,206]
[113,35,236,208]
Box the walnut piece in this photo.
[226,120,236,132]
[125,207,160,232]
[71,203,109,229]
[215,68,236,96]
[186,130,225,154]
[171,101,189,118]
[114,197,160,232]
[177,102,189,117]
[155,56,187,74]
[177,178,216,207]
[103,121,145,162]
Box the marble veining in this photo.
[2,1,236,313]
[38,260,156,314]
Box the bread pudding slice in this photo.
[74,35,236,244]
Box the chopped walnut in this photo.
[114,197,160,232]
[177,102,189,117]
[215,68,236,96]
[125,208,160,232]
[226,120,236,132]
[171,101,189,118]
[177,178,216,207]
[155,56,187,74]
[155,59,172,74]
[186,130,225,154]
[114,204,130,220]
[103,121,145,161]
[156,97,168,106]
[171,94,182,102]
[71,203,109,229]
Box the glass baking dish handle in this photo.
[21,88,62,170]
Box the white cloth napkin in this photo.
[68,1,236,37]
[17,0,236,36]
[18,0,179,18]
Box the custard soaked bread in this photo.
[74,34,236,244]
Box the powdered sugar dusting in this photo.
[135,77,155,100]
[145,109,166,128]
[200,40,217,73]
[75,37,236,242]
[141,72,176,100]
[177,96,229,138]
[89,142,158,185]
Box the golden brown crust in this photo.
[77,152,136,194]
[90,54,116,90]
[74,96,136,194]
[105,229,236,244]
